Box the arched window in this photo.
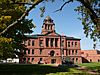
[50,50,55,57]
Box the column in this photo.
[49,38,50,47]
[54,38,55,47]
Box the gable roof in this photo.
[44,31,61,36]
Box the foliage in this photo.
[0,0,35,59]
[74,0,100,44]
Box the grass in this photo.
[79,62,100,70]
[0,63,100,75]
[0,64,69,75]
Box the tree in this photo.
[0,0,99,41]
[0,0,99,59]
[0,0,35,60]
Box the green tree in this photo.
[0,0,36,60]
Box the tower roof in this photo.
[45,16,52,20]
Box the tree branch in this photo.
[11,2,33,5]
[54,0,73,12]
[78,0,98,24]
[0,0,43,35]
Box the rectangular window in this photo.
[28,58,30,62]
[28,50,30,54]
[75,42,77,47]
[55,38,58,47]
[40,58,42,61]
[32,40,34,46]
[40,49,42,54]
[72,42,73,47]
[72,58,74,63]
[32,49,34,54]
[46,38,49,47]
[32,58,34,62]
[69,50,70,55]
[39,40,43,47]
[28,40,31,46]
[76,58,78,62]
[75,50,78,55]
[51,38,54,47]
[72,50,74,55]
[68,42,70,47]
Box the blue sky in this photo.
[26,1,100,50]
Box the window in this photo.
[68,42,70,47]
[32,49,34,54]
[32,40,34,46]
[75,50,78,55]
[72,50,74,55]
[51,38,54,47]
[51,59,56,64]
[40,49,42,54]
[76,58,78,62]
[28,50,30,54]
[28,58,30,62]
[28,40,31,46]
[32,58,34,62]
[55,38,58,47]
[45,24,47,29]
[39,40,43,47]
[46,38,49,47]
[98,59,100,62]
[72,42,73,47]
[90,59,92,62]
[69,50,70,55]
[50,50,55,57]
[40,58,42,61]
[75,42,77,47]
[51,25,52,30]
[72,58,74,63]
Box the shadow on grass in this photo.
[0,64,69,75]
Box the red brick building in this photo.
[21,16,82,64]
[81,50,100,63]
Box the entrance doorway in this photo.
[51,59,56,64]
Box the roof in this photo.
[25,33,80,40]
[25,35,39,39]
[66,36,81,40]
[45,16,52,20]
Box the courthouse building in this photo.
[21,16,82,64]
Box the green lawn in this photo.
[0,63,100,75]
[79,62,100,70]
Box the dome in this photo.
[45,16,52,20]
